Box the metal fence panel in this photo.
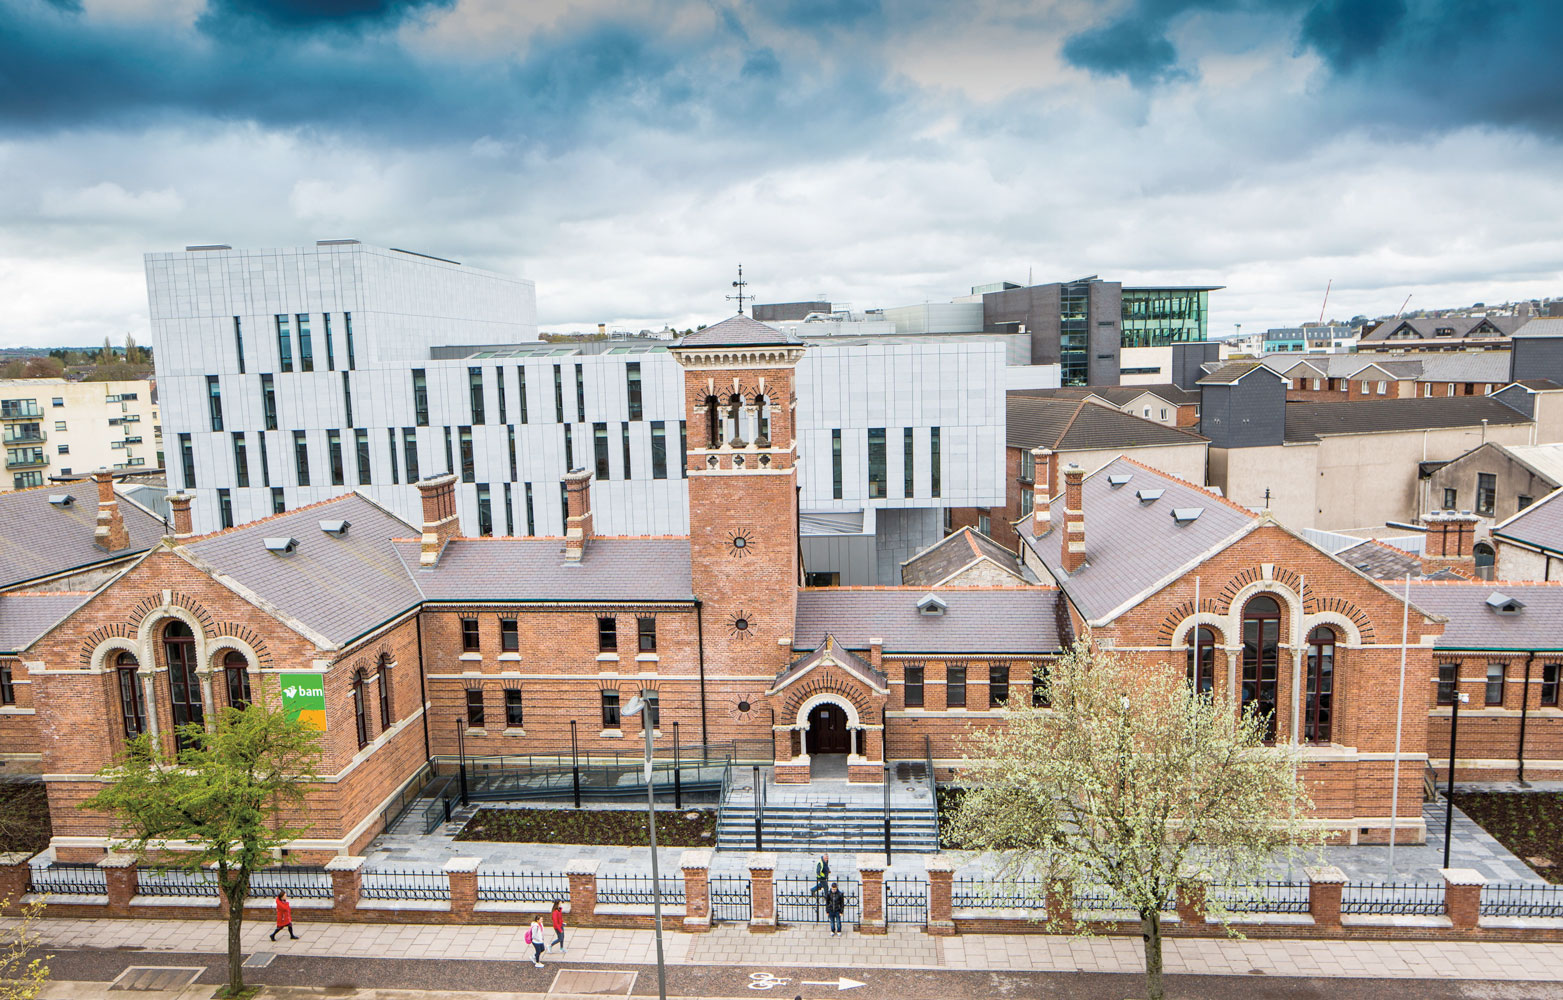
[136,868,220,898]
[360,867,451,901]
[1480,883,1563,918]
[951,877,1049,913]
[885,876,927,924]
[1206,880,1310,915]
[475,871,570,904]
[249,867,333,900]
[709,874,751,923]
[1340,882,1445,915]
[775,875,859,924]
[1072,884,1171,917]
[596,874,685,906]
[28,863,107,896]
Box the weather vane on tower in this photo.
[727,264,749,315]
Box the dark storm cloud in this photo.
[196,0,454,33]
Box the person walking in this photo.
[527,914,546,968]
[824,881,846,937]
[269,891,297,941]
[810,853,830,895]
[549,899,566,954]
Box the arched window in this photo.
[1240,596,1280,741]
[703,395,720,449]
[726,394,744,446]
[352,668,369,749]
[223,650,251,710]
[1474,542,1496,580]
[1186,627,1216,695]
[753,393,771,444]
[115,650,146,739]
[377,654,393,730]
[163,621,203,750]
[1305,626,1335,744]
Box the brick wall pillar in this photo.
[924,855,954,936]
[681,849,712,932]
[1174,878,1207,928]
[444,857,481,920]
[1441,867,1485,930]
[748,852,776,932]
[1306,866,1346,928]
[1045,877,1074,933]
[0,852,32,912]
[858,853,886,935]
[566,858,599,925]
[325,856,364,920]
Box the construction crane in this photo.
[1318,278,1332,325]
[1394,293,1412,319]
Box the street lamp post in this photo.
[1443,691,1469,870]
[570,720,581,809]
[456,717,469,807]
[622,694,667,1000]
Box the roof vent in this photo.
[47,494,73,507]
[916,593,948,616]
[1107,474,1133,488]
[1136,489,1164,505]
[263,537,299,555]
[1486,592,1525,615]
[319,519,351,537]
[1171,507,1205,525]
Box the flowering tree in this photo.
[947,641,1321,1000]
[0,896,50,1000]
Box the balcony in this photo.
[5,454,48,470]
[0,402,41,420]
[1,427,45,446]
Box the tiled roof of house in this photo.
[1283,397,1530,443]
[1334,540,1424,581]
[1360,316,1526,342]
[1012,384,1201,406]
[395,537,695,602]
[1407,581,1563,651]
[1018,457,1258,625]
[1491,487,1563,554]
[0,592,90,653]
[1197,361,1281,385]
[1006,397,1207,452]
[676,314,802,348]
[900,526,1028,587]
[1258,352,1511,383]
[0,485,162,590]
[770,636,887,695]
[793,587,1061,654]
[1509,318,1563,339]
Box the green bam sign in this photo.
[280,673,327,731]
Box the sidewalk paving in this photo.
[18,916,1563,981]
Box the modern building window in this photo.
[476,483,493,536]
[342,371,354,427]
[505,689,525,728]
[465,688,484,729]
[553,364,565,423]
[831,429,843,499]
[296,314,313,372]
[525,482,535,535]
[1476,474,1497,516]
[904,664,924,708]
[116,652,145,738]
[594,422,610,479]
[403,428,420,482]
[344,312,356,369]
[355,429,371,485]
[1486,661,1506,706]
[600,689,621,728]
[496,366,507,424]
[322,313,335,371]
[469,367,485,424]
[1443,488,1457,509]
[328,430,345,486]
[867,427,886,498]
[638,616,657,653]
[443,426,454,474]
[503,482,514,535]
[500,618,519,652]
[946,663,966,708]
[1187,626,1216,694]
[412,369,429,426]
[1305,626,1335,743]
[271,487,285,515]
[574,363,585,421]
[903,428,915,497]
[517,367,529,423]
[459,426,475,483]
[461,618,480,652]
[508,425,518,481]
[1241,595,1280,740]
[679,421,687,479]
[233,317,245,374]
[378,654,392,729]
[217,488,233,529]
[179,433,196,489]
[164,621,203,751]
[627,362,643,421]
[1542,662,1560,707]
[622,422,632,479]
[387,428,400,484]
[232,432,250,488]
[1437,661,1457,705]
[989,662,1009,708]
[930,426,941,498]
[275,315,293,372]
[639,688,660,728]
[598,616,617,652]
[563,424,574,471]
[223,650,251,710]
[651,421,668,479]
[206,375,223,431]
[293,430,310,486]
[261,432,276,486]
[259,373,278,430]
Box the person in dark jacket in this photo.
[824,881,846,936]
[811,853,830,895]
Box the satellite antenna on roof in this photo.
[727,264,749,315]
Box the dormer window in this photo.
[917,593,947,616]
[1486,592,1524,615]
[1107,474,1132,488]
[1171,507,1204,525]
[47,494,73,507]
[263,537,299,554]
[319,519,350,536]
[1136,489,1164,505]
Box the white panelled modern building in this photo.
[149,242,1005,582]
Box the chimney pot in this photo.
[1061,463,1086,574]
[416,473,461,567]
[92,468,130,552]
[167,491,194,540]
[563,468,595,563]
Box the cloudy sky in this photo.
[2,0,1561,346]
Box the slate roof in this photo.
[901,527,1028,587]
[1334,540,1423,581]
[183,494,424,647]
[0,592,89,653]
[1491,488,1563,554]
[1407,582,1563,651]
[396,537,695,602]
[1198,361,1282,385]
[1006,397,1208,452]
[1491,444,1563,488]
[793,588,1061,654]
[1283,397,1531,443]
[769,636,887,695]
[1360,316,1526,342]
[1508,318,1563,339]
[1503,380,1563,392]
[676,315,803,348]
[0,486,162,590]
[1257,352,1512,383]
[1012,384,1201,406]
[1019,457,1258,625]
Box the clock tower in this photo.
[671,316,805,702]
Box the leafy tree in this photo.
[0,896,50,1000]
[947,641,1321,1000]
[83,694,321,997]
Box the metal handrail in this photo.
[924,734,939,848]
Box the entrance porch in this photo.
[766,634,889,784]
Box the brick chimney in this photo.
[417,473,460,568]
[167,492,194,540]
[91,468,129,552]
[1061,463,1086,574]
[563,468,594,564]
[1423,511,1479,558]
[1030,448,1053,537]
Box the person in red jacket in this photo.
[549,899,566,954]
[270,891,297,941]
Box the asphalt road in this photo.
[30,947,1563,1000]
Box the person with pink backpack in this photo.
[526,914,546,968]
